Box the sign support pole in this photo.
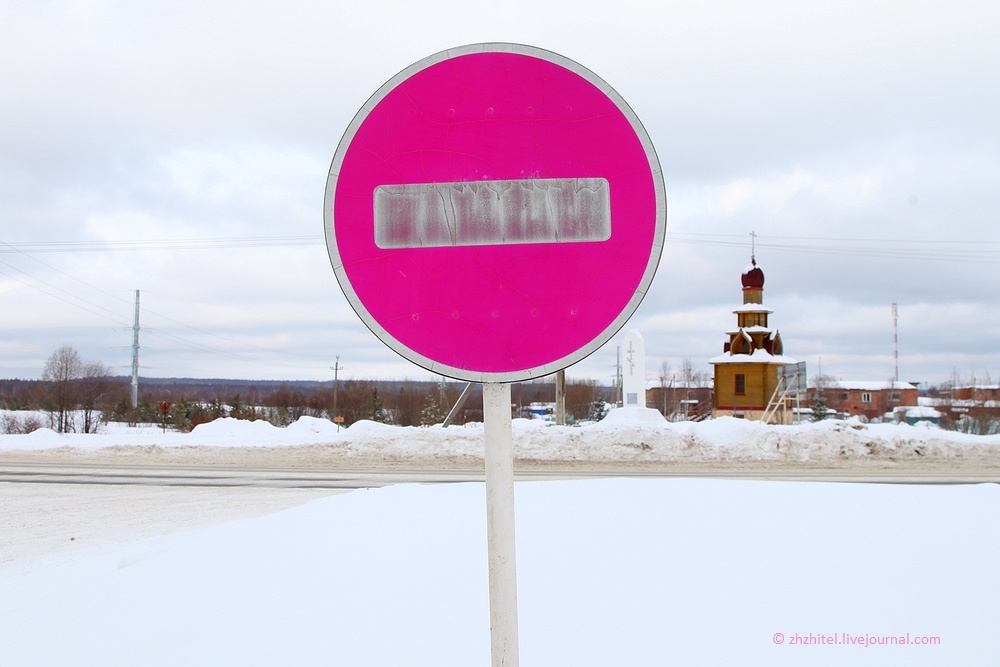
[555,370,566,425]
[483,381,519,667]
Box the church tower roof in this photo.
[741,258,765,290]
[741,256,765,305]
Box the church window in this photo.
[735,374,746,395]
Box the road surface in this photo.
[2,459,998,488]
[4,453,996,565]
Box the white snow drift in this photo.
[2,407,998,463]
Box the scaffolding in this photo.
[762,361,807,424]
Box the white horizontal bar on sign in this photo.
[373,178,611,249]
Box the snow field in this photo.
[1,477,997,665]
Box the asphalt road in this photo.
[3,458,997,564]
[2,460,997,488]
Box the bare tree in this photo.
[392,382,426,427]
[675,357,712,389]
[40,346,117,433]
[42,345,83,433]
[565,379,606,422]
[680,358,695,389]
[337,380,391,425]
[79,360,113,433]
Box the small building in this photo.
[646,382,713,421]
[710,258,797,422]
[814,381,918,421]
[525,401,555,421]
[919,388,1000,432]
[953,385,1000,402]
[901,405,942,426]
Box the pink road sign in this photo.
[324,43,666,382]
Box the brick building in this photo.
[952,385,1000,402]
[813,381,918,421]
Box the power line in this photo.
[666,232,1000,264]
[0,241,143,315]
[670,231,1000,245]
[0,241,334,366]
[0,235,324,253]
[6,230,1000,263]
[0,266,130,328]
[0,261,326,371]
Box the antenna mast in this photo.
[131,290,140,408]
[892,303,898,383]
[608,348,622,407]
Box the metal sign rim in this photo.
[324,42,667,382]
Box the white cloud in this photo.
[711,167,887,218]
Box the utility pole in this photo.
[554,369,566,425]
[330,356,341,429]
[131,290,140,408]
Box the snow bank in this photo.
[190,417,280,438]
[2,412,1000,463]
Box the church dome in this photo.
[742,258,765,289]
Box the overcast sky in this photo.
[1,0,998,386]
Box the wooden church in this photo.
[710,257,797,422]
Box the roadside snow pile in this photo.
[2,408,999,462]
[284,415,343,437]
[191,417,280,439]
[21,428,64,445]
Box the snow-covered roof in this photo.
[643,379,710,391]
[827,381,917,391]
[725,325,773,335]
[918,396,1000,409]
[709,349,798,365]
[954,384,1000,390]
[732,304,773,314]
[905,406,942,418]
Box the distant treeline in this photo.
[1,348,612,433]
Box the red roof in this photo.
[741,258,765,289]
